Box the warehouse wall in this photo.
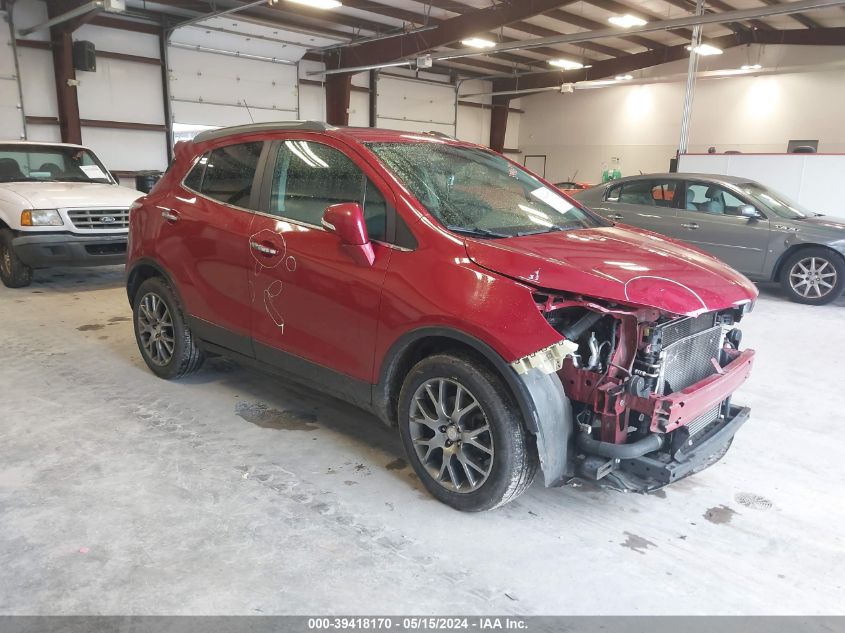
[518,45,845,185]
[2,0,505,179]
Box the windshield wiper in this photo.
[446,225,510,239]
[515,225,572,237]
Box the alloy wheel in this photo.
[408,378,494,493]
[789,257,838,299]
[137,292,175,366]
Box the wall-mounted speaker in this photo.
[73,41,97,72]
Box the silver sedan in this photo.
[572,174,845,305]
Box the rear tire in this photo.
[780,248,845,305]
[132,277,204,379]
[0,229,33,288]
[398,353,537,511]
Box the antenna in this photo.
[242,99,255,124]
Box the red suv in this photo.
[127,122,757,511]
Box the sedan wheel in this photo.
[789,257,837,300]
[781,249,845,305]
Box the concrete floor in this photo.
[1,266,843,616]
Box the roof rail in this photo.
[193,121,333,144]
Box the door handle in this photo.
[681,222,700,230]
[250,240,278,256]
[160,210,179,223]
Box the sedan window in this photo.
[609,180,679,208]
[684,183,748,216]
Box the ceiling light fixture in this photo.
[461,37,496,48]
[608,14,648,28]
[615,74,634,80]
[285,0,342,9]
[687,43,723,55]
[741,63,762,70]
[549,58,584,70]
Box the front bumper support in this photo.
[587,404,751,492]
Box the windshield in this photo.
[0,144,113,184]
[739,182,811,219]
[367,141,606,237]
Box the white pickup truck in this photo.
[0,141,144,287]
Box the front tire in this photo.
[780,248,845,305]
[398,354,537,511]
[0,229,33,288]
[132,277,204,379]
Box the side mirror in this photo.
[322,202,375,267]
[738,204,760,218]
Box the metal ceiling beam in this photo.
[17,0,115,36]
[325,0,580,70]
[757,0,824,28]
[580,0,694,40]
[420,0,845,63]
[489,26,845,92]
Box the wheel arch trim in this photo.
[374,326,573,486]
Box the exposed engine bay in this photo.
[532,292,755,491]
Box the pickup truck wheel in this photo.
[398,354,537,512]
[132,277,204,379]
[780,248,845,305]
[0,229,33,288]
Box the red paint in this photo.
[323,202,376,266]
[129,126,757,443]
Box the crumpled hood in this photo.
[0,181,143,209]
[465,225,758,316]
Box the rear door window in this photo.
[199,142,263,209]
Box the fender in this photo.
[125,257,185,308]
[374,326,573,487]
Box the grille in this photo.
[659,324,723,395]
[67,208,129,230]
[687,403,720,438]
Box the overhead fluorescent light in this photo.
[285,0,342,9]
[608,14,648,28]
[741,63,762,70]
[615,74,633,80]
[549,58,584,70]
[687,43,723,55]
[461,37,496,48]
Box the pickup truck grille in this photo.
[67,208,129,230]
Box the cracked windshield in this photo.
[368,140,606,238]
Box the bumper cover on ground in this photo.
[12,232,128,268]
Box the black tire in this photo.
[398,353,537,512]
[0,229,33,288]
[779,247,845,305]
[132,276,204,379]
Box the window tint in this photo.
[684,183,748,216]
[618,180,657,206]
[270,140,387,241]
[650,181,679,208]
[183,153,207,191]
[200,142,263,208]
[606,184,622,202]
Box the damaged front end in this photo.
[515,293,755,493]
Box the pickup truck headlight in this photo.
[21,209,63,226]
